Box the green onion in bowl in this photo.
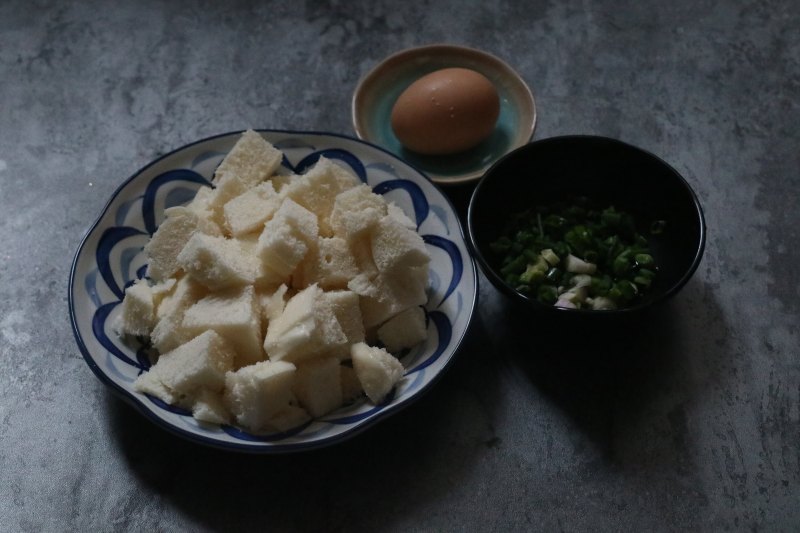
[490,196,664,310]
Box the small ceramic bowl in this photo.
[468,135,706,320]
[69,129,477,453]
[352,44,536,185]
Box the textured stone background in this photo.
[1,1,798,531]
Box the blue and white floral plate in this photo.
[69,130,477,453]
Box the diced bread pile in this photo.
[114,130,430,433]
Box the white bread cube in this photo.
[192,389,231,425]
[257,223,308,280]
[132,369,176,404]
[151,276,207,353]
[182,285,264,367]
[257,198,318,279]
[347,272,380,299]
[330,184,387,241]
[268,405,312,432]
[151,315,195,356]
[223,360,303,433]
[213,129,283,188]
[223,181,281,237]
[351,342,404,404]
[185,186,216,221]
[349,266,428,328]
[329,162,362,190]
[263,284,347,364]
[283,157,359,236]
[371,215,430,273]
[273,197,319,242]
[349,235,379,278]
[295,236,359,290]
[114,279,155,337]
[144,206,221,282]
[323,290,365,358]
[149,278,176,308]
[236,233,288,289]
[293,357,342,418]
[340,365,364,403]
[206,173,248,229]
[387,202,416,230]
[176,233,257,290]
[133,330,235,405]
[268,173,293,193]
[377,306,428,354]
[258,283,289,324]
[156,275,206,319]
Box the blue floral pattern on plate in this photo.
[68,130,477,453]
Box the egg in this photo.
[390,68,500,155]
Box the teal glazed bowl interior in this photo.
[467,135,706,318]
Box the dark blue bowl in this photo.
[467,135,706,320]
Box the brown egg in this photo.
[390,68,500,155]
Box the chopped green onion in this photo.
[490,197,662,310]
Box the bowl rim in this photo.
[351,42,537,185]
[68,128,478,453]
[467,134,706,316]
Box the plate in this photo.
[69,129,477,453]
[352,44,536,185]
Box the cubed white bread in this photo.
[258,283,289,324]
[268,405,312,432]
[257,222,308,280]
[328,161,362,190]
[350,342,404,404]
[213,129,283,188]
[132,368,176,404]
[176,233,257,290]
[191,389,231,425]
[283,157,359,236]
[273,197,319,242]
[133,330,235,405]
[223,360,303,433]
[268,173,293,193]
[349,235,379,278]
[149,278,176,308]
[156,275,206,319]
[323,290,365,358]
[114,279,155,337]
[340,365,364,403]
[185,186,216,221]
[370,215,430,273]
[295,236,359,290]
[144,206,221,282]
[223,181,281,237]
[256,198,318,279]
[347,272,380,299]
[377,306,428,354]
[151,276,207,353]
[263,284,347,364]
[386,202,416,230]
[151,314,196,355]
[330,184,388,241]
[349,266,428,328]
[182,285,264,367]
[237,233,288,289]
[293,357,342,418]
[206,173,248,230]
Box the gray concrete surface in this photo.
[1,1,798,531]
